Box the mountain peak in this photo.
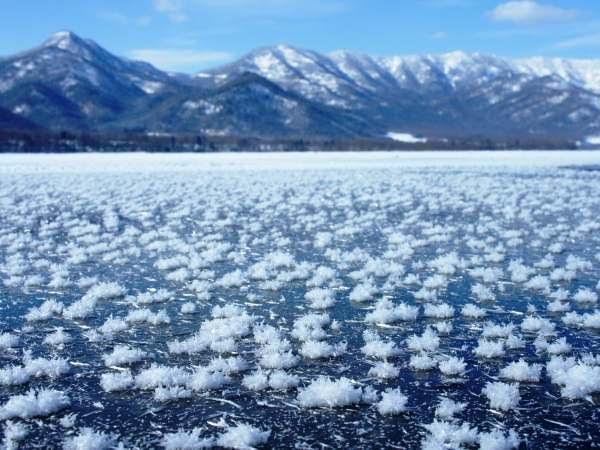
[275,44,300,53]
[438,50,472,64]
[42,30,90,53]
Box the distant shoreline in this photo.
[0,130,584,153]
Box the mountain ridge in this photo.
[1,31,599,142]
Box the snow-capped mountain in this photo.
[205,45,600,139]
[1,31,600,141]
[0,31,182,130]
[516,57,600,94]
[211,45,600,102]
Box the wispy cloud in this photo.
[206,0,346,14]
[554,33,600,49]
[153,0,345,21]
[489,1,578,25]
[99,11,151,27]
[419,0,473,7]
[129,48,232,72]
[430,31,448,39]
[153,0,188,23]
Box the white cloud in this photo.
[489,1,578,24]
[129,48,233,72]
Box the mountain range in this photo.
[1,30,599,142]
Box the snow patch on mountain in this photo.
[387,132,427,143]
[139,81,163,94]
[586,136,600,145]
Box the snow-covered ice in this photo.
[0,151,599,448]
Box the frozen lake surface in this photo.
[0,151,600,449]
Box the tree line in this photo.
[0,130,579,153]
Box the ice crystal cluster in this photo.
[0,152,599,448]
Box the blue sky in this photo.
[2,0,600,72]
